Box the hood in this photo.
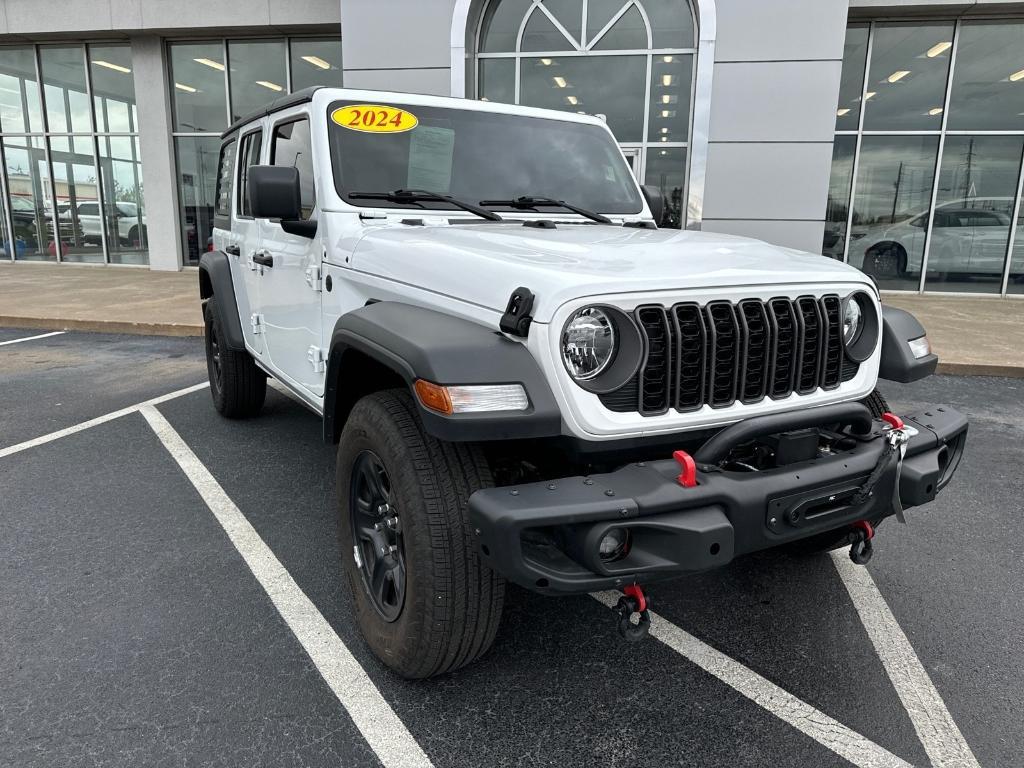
[346,220,872,322]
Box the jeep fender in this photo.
[324,302,562,443]
[879,305,938,382]
[198,251,246,351]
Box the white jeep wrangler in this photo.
[201,87,967,679]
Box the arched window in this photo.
[476,0,697,227]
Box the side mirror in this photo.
[249,165,301,221]
[641,184,664,226]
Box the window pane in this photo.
[480,0,534,52]
[648,54,691,142]
[89,45,136,133]
[591,4,648,51]
[175,136,220,266]
[644,146,686,228]
[39,46,91,133]
[586,0,629,46]
[271,120,315,219]
[215,139,236,218]
[289,38,344,91]
[520,55,646,141]
[3,137,57,261]
[1008,215,1024,295]
[862,23,953,132]
[947,22,1024,131]
[49,136,102,262]
[925,135,1023,293]
[228,40,287,123]
[848,135,938,291]
[99,136,148,265]
[543,0,583,45]
[479,58,515,104]
[238,132,263,217]
[835,25,868,131]
[521,7,574,51]
[642,0,695,49]
[823,135,856,258]
[170,42,228,133]
[0,47,44,133]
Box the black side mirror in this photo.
[641,185,664,226]
[249,165,301,221]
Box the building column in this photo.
[339,0,457,96]
[131,35,183,271]
[700,0,848,253]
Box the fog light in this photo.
[598,528,631,563]
[908,335,931,359]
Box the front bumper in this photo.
[469,404,967,594]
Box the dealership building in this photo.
[1,0,1023,297]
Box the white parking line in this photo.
[0,330,65,346]
[140,405,432,768]
[831,552,981,768]
[591,592,913,768]
[0,382,208,459]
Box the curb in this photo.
[0,316,203,338]
[935,361,1024,379]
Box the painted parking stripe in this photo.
[831,552,980,768]
[0,382,208,459]
[591,592,913,768]
[0,330,65,346]
[139,405,432,768]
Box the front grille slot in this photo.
[600,293,853,415]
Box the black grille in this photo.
[601,294,859,415]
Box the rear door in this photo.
[232,126,267,357]
[256,111,324,395]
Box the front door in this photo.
[232,127,266,357]
[257,112,324,395]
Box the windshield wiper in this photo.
[347,189,503,222]
[478,195,612,224]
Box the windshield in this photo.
[327,100,643,216]
[116,202,138,216]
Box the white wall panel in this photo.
[715,0,849,62]
[341,68,452,96]
[701,218,827,254]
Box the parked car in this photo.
[199,87,967,678]
[65,200,147,246]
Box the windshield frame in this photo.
[326,99,645,219]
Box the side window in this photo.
[271,118,315,220]
[79,202,99,216]
[237,130,263,218]
[215,138,237,217]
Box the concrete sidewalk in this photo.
[1,260,1021,376]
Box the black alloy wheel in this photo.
[349,450,406,622]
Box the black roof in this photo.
[220,86,324,139]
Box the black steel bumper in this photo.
[469,404,968,594]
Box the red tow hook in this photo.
[881,412,904,430]
[673,450,698,488]
[614,584,652,641]
[849,519,875,565]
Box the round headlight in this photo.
[562,307,616,381]
[843,296,863,345]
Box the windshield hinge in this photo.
[359,210,387,221]
[250,313,265,335]
[500,287,535,338]
[307,345,326,373]
[305,265,322,292]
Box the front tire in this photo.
[337,389,505,679]
[203,297,266,418]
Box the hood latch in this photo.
[499,287,535,338]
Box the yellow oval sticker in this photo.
[331,104,418,133]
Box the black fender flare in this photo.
[878,305,938,383]
[323,302,562,443]
[198,251,246,351]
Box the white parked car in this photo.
[200,87,967,678]
[71,201,147,246]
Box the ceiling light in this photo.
[541,57,552,65]
[661,127,669,134]
[174,82,197,93]
[836,108,850,116]
[661,74,673,86]
[926,41,952,58]
[256,80,283,91]
[93,60,131,74]
[663,55,673,63]
[1010,69,1024,82]
[660,136,668,142]
[887,70,910,83]
[193,57,225,71]
[660,150,667,155]
[553,75,567,88]
[864,91,876,100]
[301,55,330,70]
[661,109,676,118]
[928,107,943,115]
[566,95,578,105]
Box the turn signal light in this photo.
[414,380,529,415]
[414,380,453,415]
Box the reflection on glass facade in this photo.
[169,36,342,265]
[828,19,1024,295]
[0,44,143,264]
[477,0,696,227]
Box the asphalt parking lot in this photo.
[1,328,1021,768]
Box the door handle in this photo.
[225,244,240,256]
[252,251,274,268]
